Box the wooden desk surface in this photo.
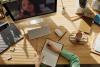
[0,0,100,64]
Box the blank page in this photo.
[42,39,63,67]
[93,34,100,52]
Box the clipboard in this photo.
[42,39,63,67]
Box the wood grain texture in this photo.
[0,0,100,65]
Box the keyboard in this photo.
[28,26,51,39]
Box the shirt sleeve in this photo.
[94,14,100,23]
[61,49,80,67]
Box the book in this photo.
[91,33,100,55]
[42,39,63,67]
[93,33,100,52]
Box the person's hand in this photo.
[35,54,44,67]
[46,42,61,54]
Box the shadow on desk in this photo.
[22,36,30,58]
[0,57,5,64]
[81,16,93,26]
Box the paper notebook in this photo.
[42,39,63,67]
[92,33,100,53]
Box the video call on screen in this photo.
[4,0,56,21]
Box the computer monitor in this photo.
[3,0,57,22]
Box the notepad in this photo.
[42,39,63,67]
[93,34,100,53]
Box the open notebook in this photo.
[42,39,63,67]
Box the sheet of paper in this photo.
[63,0,80,17]
[42,39,63,67]
[93,34,100,52]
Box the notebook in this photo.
[0,23,23,53]
[92,33,100,53]
[42,39,63,67]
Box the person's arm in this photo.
[47,42,80,67]
[61,49,80,67]
[35,54,46,67]
[36,42,80,67]
[35,63,47,67]
[35,54,50,67]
